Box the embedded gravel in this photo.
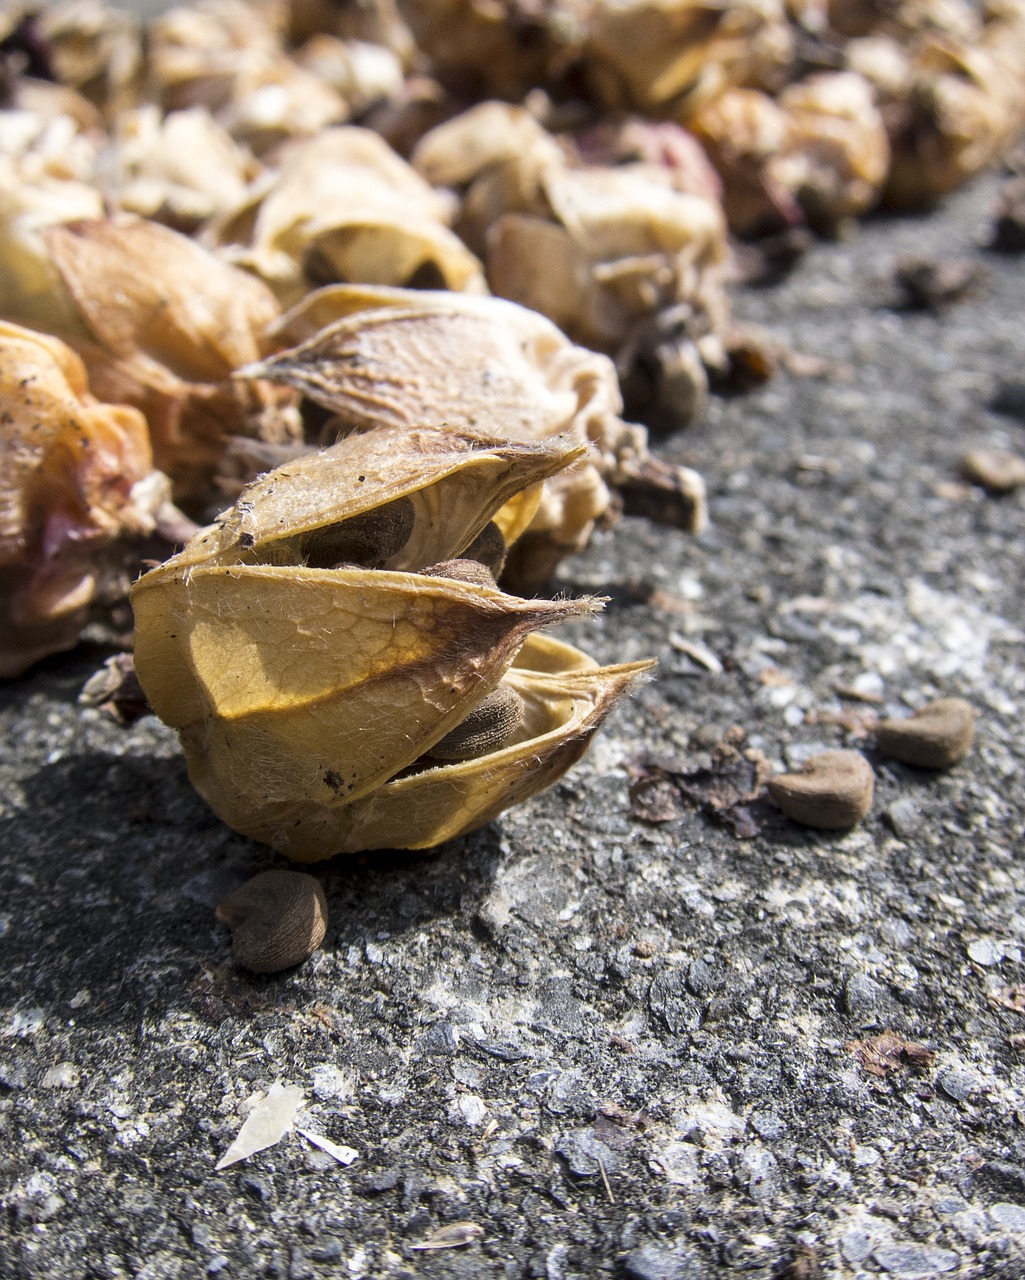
[2,172,1025,1280]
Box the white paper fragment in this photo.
[215,1083,304,1170]
[410,1222,485,1251]
[297,1127,358,1166]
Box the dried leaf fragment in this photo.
[847,1031,936,1078]
[627,727,771,838]
[215,1082,304,1170]
[296,1128,358,1166]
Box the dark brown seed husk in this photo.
[300,495,415,568]
[216,870,328,973]
[420,558,498,588]
[427,685,525,761]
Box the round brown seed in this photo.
[427,685,525,761]
[875,697,975,769]
[216,870,328,973]
[767,749,874,830]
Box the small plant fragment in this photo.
[215,1082,304,1171]
[847,1032,936,1078]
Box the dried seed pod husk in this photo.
[35,0,144,119]
[878,6,1025,209]
[245,284,706,587]
[875,698,975,769]
[130,424,651,858]
[413,101,730,417]
[206,126,486,306]
[767,72,890,229]
[0,215,301,505]
[583,0,795,115]
[400,0,584,101]
[216,869,328,972]
[95,104,255,230]
[767,749,875,830]
[0,321,168,676]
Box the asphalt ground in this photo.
[2,169,1025,1279]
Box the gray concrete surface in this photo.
[2,172,1025,1279]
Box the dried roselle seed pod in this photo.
[131,423,653,858]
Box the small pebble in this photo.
[767,749,874,829]
[873,1241,960,1277]
[960,448,1025,494]
[990,1202,1025,1232]
[875,698,975,769]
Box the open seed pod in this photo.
[243,284,707,588]
[0,321,169,676]
[206,126,486,306]
[0,215,301,506]
[131,424,653,858]
[412,101,730,425]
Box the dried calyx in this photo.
[131,424,653,859]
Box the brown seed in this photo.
[420,558,498,588]
[767,750,874,830]
[299,495,416,568]
[427,685,525,761]
[959,448,1025,494]
[461,521,507,577]
[216,870,328,973]
[875,698,975,769]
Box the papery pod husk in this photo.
[880,7,1025,209]
[242,284,674,584]
[35,0,145,119]
[0,320,168,676]
[399,0,585,101]
[583,0,795,115]
[96,104,255,230]
[0,215,301,505]
[130,425,636,858]
[206,127,486,305]
[274,635,654,858]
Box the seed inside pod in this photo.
[767,749,874,830]
[426,685,525,761]
[461,520,507,576]
[420,558,498,588]
[875,698,975,769]
[299,495,416,568]
[215,869,328,973]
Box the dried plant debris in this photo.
[847,1031,936,1078]
[215,1082,304,1171]
[131,424,653,858]
[0,321,170,676]
[989,985,1025,1014]
[296,1128,358,1166]
[891,254,988,310]
[0,214,301,505]
[628,727,772,838]
[78,652,149,726]
[246,285,707,588]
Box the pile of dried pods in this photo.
[2,0,1023,856]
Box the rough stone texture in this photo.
[3,174,1025,1279]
